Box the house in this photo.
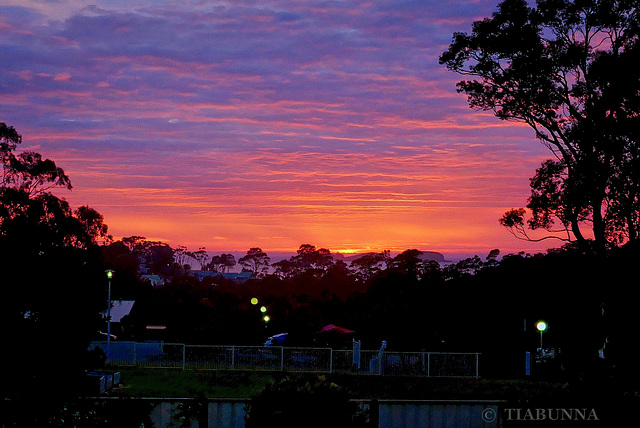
[99,300,135,340]
[141,274,165,287]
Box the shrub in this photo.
[244,375,369,428]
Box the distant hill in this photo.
[417,251,446,262]
[332,251,445,263]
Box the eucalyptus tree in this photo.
[206,253,237,273]
[350,252,387,281]
[1,122,109,420]
[238,247,271,277]
[1,122,71,195]
[440,0,640,253]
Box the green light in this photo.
[106,270,114,279]
[251,297,258,305]
[260,306,267,313]
[263,315,270,323]
[536,321,547,332]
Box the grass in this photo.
[110,367,273,398]
[107,367,572,401]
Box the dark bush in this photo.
[245,375,369,428]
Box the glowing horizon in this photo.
[1,0,558,258]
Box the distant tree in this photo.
[75,205,112,245]
[121,235,147,252]
[389,249,424,277]
[290,244,334,275]
[205,253,236,273]
[271,244,335,279]
[102,240,139,274]
[148,243,176,274]
[440,0,640,253]
[442,255,484,279]
[100,240,149,299]
[173,245,191,267]
[272,258,296,280]
[238,247,270,277]
[441,250,504,280]
[320,260,360,300]
[191,247,210,270]
[485,248,501,268]
[350,252,387,281]
[119,236,176,275]
[220,253,236,272]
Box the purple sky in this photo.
[0,0,554,258]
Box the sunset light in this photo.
[1,0,554,259]
[4,1,638,423]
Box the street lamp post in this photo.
[106,269,114,361]
[536,320,547,352]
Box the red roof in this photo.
[320,324,355,334]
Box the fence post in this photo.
[231,346,235,369]
[280,347,284,371]
[475,353,479,379]
[329,349,333,373]
[182,344,186,370]
[133,342,137,366]
[376,341,386,375]
[427,352,431,377]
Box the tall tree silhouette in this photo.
[1,122,108,423]
[440,0,640,253]
[239,247,270,277]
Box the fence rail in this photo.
[89,342,480,378]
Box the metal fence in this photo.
[88,342,480,378]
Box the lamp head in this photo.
[536,320,547,332]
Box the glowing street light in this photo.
[263,315,271,323]
[260,306,267,313]
[105,269,115,361]
[250,297,259,305]
[536,320,547,351]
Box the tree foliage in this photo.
[1,123,109,251]
[273,244,335,279]
[440,0,640,253]
[1,123,111,421]
[350,251,388,281]
[205,253,236,273]
[1,122,71,195]
[239,247,271,277]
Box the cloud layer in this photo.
[1,0,553,256]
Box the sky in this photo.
[0,0,556,259]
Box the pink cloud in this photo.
[54,73,72,81]
[0,0,556,257]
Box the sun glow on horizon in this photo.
[2,0,557,259]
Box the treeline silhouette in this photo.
[3,116,640,423]
[106,238,639,381]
